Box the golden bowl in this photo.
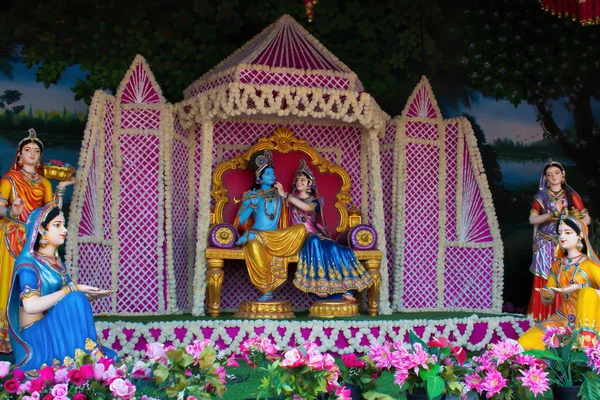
[42,165,76,181]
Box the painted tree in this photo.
[451,0,600,213]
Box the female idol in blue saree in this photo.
[285,160,374,302]
[7,203,116,370]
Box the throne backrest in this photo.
[210,127,353,239]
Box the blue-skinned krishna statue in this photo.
[7,203,116,371]
[235,149,306,301]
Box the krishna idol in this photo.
[234,149,306,303]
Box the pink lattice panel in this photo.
[402,142,440,309]
[443,247,494,309]
[120,63,161,104]
[187,73,235,98]
[406,121,438,141]
[239,70,350,90]
[116,134,161,313]
[445,123,459,242]
[102,102,115,240]
[459,140,493,243]
[406,85,438,118]
[78,243,112,314]
[120,109,161,130]
[78,145,99,237]
[210,121,362,309]
[172,139,190,311]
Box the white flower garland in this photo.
[177,83,389,133]
[96,314,531,358]
[366,128,392,314]
[191,121,215,316]
[391,118,408,311]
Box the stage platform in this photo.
[94,312,533,358]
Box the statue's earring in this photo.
[17,156,23,166]
[36,159,41,168]
[576,237,584,251]
[561,178,565,184]
[255,178,261,185]
[39,231,49,247]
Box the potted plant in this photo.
[463,338,550,399]
[524,327,600,400]
[339,353,379,399]
[238,338,351,400]
[368,332,466,400]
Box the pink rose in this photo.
[67,369,87,386]
[73,394,87,400]
[12,368,26,381]
[186,339,211,360]
[341,354,366,369]
[102,365,126,385]
[30,378,46,393]
[54,368,69,384]
[39,366,55,383]
[54,397,70,400]
[4,379,20,394]
[96,357,114,369]
[131,361,151,379]
[306,352,324,370]
[17,380,32,394]
[109,378,136,399]
[42,395,55,400]
[0,361,11,378]
[146,343,166,362]
[281,348,304,368]
[187,397,198,400]
[51,383,69,397]
[79,364,94,380]
[93,363,106,381]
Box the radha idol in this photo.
[527,159,590,321]
[235,149,306,302]
[280,160,374,302]
[7,203,116,370]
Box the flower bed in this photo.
[2,328,599,400]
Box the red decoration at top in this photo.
[540,0,600,25]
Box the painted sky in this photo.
[0,62,88,112]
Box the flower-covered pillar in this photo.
[390,77,504,313]
[364,127,393,314]
[191,121,215,316]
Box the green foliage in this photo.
[580,371,600,400]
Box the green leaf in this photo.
[362,391,397,400]
[523,349,564,363]
[153,364,169,384]
[579,372,600,400]
[427,376,446,399]
[409,331,428,348]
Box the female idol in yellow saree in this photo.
[519,212,600,350]
[0,130,73,353]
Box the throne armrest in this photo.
[336,224,377,250]
[208,223,239,249]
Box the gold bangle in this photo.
[62,286,71,296]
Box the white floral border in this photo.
[191,121,215,316]
[96,314,532,358]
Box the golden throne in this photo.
[204,127,382,317]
